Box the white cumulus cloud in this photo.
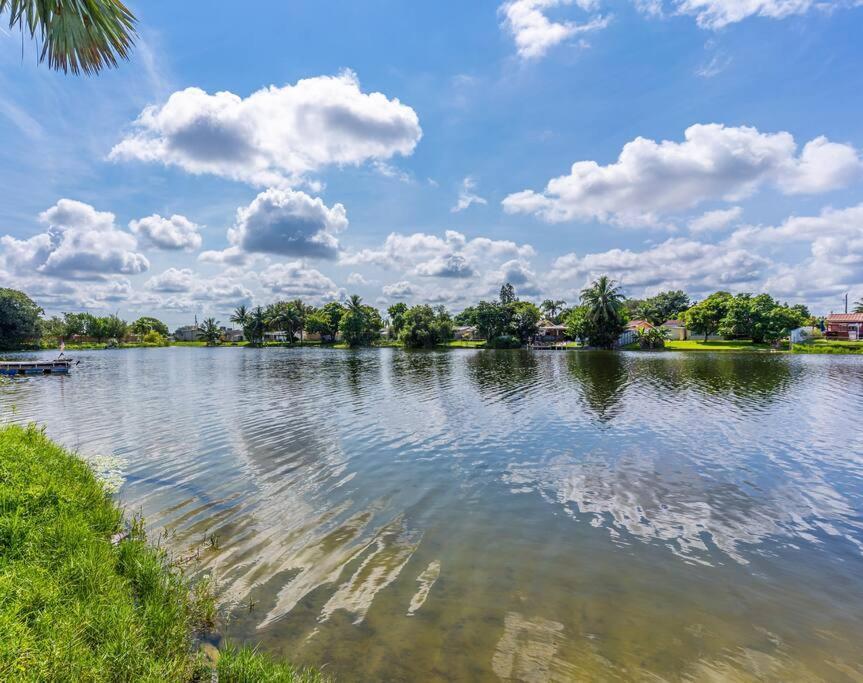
[0,199,149,280]
[503,124,861,226]
[110,71,422,187]
[130,214,203,251]
[451,176,488,213]
[500,0,611,60]
[688,206,743,233]
[259,261,339,298]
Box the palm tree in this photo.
[292,299,313,343]
[581,276,624,324]
[346,294,364,315]
[580,276,626,349]
[250,306,266,346]
[541,299,567,322]
[855,298,863,314]
[199,318,221,346]
[1,0,137,75]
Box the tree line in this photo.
[0,280,841,351]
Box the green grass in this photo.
[792,339,863,354]
[663,340,774,352]
[440,340,486,348]
[0,423,324,682]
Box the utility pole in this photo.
[845,293,849,314]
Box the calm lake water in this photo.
[2,347,863,681]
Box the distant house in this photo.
[660,319,687,341]
[625,320,654,332]
[452,325,480,341]
[174,325,200,342]
[264,330,292,342]
[536,319,567,340]
[826,313,863,340]
[220,327,244,343]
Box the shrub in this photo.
[486,334,521,349]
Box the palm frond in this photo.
[1,0,136,75]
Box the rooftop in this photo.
[826,313,863,323]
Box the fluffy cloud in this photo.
[674,0,834,29]
[0,199,149,280]
[341,230,534,280]
[503,124,861,226]
[729,204,863,300]
[110,71,422,187]
[203,188,348,263]
[688,206,742,233]
[259,261,338,298]
[451,176,488,213]
[382,281,416,299]
[130,214,203,251]
[550,237,768,295]
[145,267,195,292]
[500,0,610,60]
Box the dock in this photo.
[528,342,570,350]
[0,359,75,376]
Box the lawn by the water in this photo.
[664,340,774,352]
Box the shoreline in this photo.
[0,423,325,682]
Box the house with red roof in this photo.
[826,313,863,340]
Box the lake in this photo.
[2,347,862,681]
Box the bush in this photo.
[486,334,521,349]
[142,330,168,346]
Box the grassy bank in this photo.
[663,340,774,352]
[0,423,324,682]
[792,339,863,354]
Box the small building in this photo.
[826,313,863,340]
[174,325,200,342]
[625,320,654,332]
[452,325,480,341]
[264,330,292,342]
[220,327,244,343]
[536,319,567,340]
[660,319,687,341]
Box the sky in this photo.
[1,0,862,327]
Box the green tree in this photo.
[453,306,477,326]
[636,290,691,325]
[387,302,409,337]
[230,305,253,343]
[199,318,221,346]
[499,282,517,305]
[101,314,127,341]
[564,306,591,343]
[635,326,669,349]
[474,300,508,340]
[0,288,43,349]
[0,0,136,75]
[130,316,169,337]
[540,299,566,323]
[719,294,806,344]
[509,301,541,343]
[580,276,626,349]
[306,302,344,341]
[399,305,454,348]
[682,292,733,342]
[61,312,91,338]
[141,329,167,346]
[338,295,382,347]
[249,306,266,346]
[854,298,863,314]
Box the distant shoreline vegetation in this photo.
[1,282,862,355]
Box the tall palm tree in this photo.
[346,295,364,315]
[541,299,567,322]
[250,306,266,347]
[1,0,137,75]
[580,276,624,324]
[291,299,313,343]
[855,298,863,314]
[199,318,221,346]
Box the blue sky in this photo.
[1,0,862,326]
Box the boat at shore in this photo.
[0,358,76,376]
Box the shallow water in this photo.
[2,347,863,681]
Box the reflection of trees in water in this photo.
[388,349,454,395]
[565,352,629,423]
[645,354,798,406]
[466,349,539,399]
